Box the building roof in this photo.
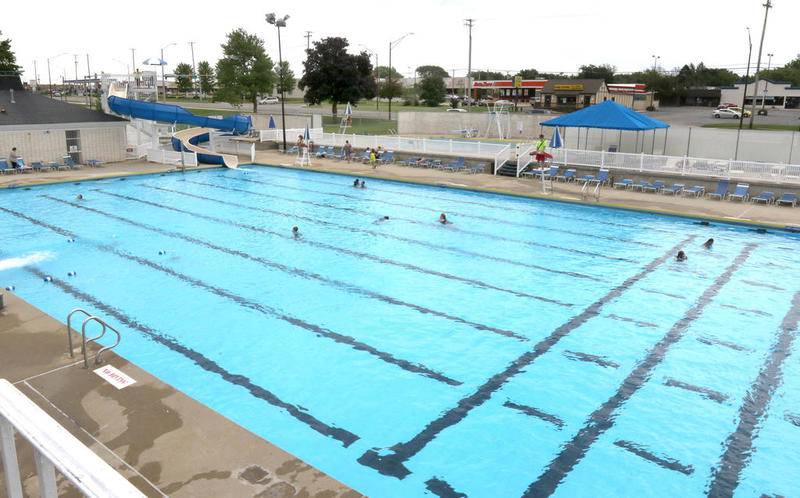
[0,75,126,127]
[541,100,669,131]
[541,79,606,95]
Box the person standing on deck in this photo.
[532,134,550,168]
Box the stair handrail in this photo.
[66,308,93,358]
[81,316,121,368]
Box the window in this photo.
[65,130,82,163]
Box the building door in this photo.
[65,130,82,164]
[583,95,592,107]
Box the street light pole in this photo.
[388,32,413,120]
[748,0,772,129]
[160,43,177,102]
[46,53,68,98]
[267,13,290,152]
[465,19,474,104]
[189,42,197,95]
[735,28,753,160]
[761,52,773,112]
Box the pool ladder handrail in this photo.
[66,308,122,368]
[66,308,92,358]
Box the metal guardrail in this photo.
[0,379,146,498]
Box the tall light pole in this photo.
[33,60,38,86]
[748,0,772,129]
[465,19,474,104]
[735,28,753,160]
[113,59,131,84]
[388,32,413,120]
[761,52,774,111]
[651,54,660,72]
[46,52,68,98]
[304,31,313,52]
[160,42,177,101]
[267,13,290,152]
[189,42,197,95]
[130,48,136,86]
[360,45,379,111]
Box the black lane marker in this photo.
[23,267,360,447]
[242,168,677,237]
[785,412,800,428]
[0,206,75,237]
[523,244,754,498]
[641,288,684,300]
[563,351,620,369]
[613,440,694,476]
[503,401,564,429]
[708,290,800,498]
[192,179,640,263]
[12,204,460,387]
[91,190,527,342]
[143,183,603,283]
[663,378,729,403]
[696,336,752,353]
[425,477,467,498]
[356,237,694,479]
[718,303,773,317]
[605,313,658,329]
[742,280,786,292]
[105,188,569,308]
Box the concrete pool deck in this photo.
[0,292,361,497]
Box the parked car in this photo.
[727,107,752,117]
[717,103,738,109]
[258,96,280,104]
[713,108,741,119]
[446,108,467,113]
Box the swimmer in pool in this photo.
[438,213,450,225]
[676,250,687,261]
[374,215,390,224]
[702,238,714,249]
[292,226,300,238]
[76,194,84,200]
[353,178,360,187]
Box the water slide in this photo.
[106,92,252,169]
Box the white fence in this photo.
[0,379,145,498]
[146,148,198,167]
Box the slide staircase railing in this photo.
[493,144,513,175]
[516,144,535,177]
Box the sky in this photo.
[5,0,798,84]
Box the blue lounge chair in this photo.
[556,169,576,182]
[31,161,48,172]
[728,183,750,202]
[424,158,442,169]
[401,156,421,166]
[378,151,395,164]
[589,169,610,185]
[86,159,104,167]
[465,163,486,174]
[0,158,9,175]
[544,166,559,179]
[706,180,729,200]
[776,193,797,207]
[632,180,652,191]
[682,185,705,197]
[443,157,465,172]
[283,145,298,155]
[643,180,665,193]
[314,146,329,158]
[751,191,775,204]
[661,183,685,195]
[48,160,65,171]
[15,159,32,173]
[358,150,371,163]
[63,157,81,170]
[579,174,595,183]
[613,178,633,189]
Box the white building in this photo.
[719,79,800,109]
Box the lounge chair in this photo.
[31,161,48,172]
[48,160,65,171]
[544,166,559,179]
[661,183,685,195]
[706,180,729,200]
[465,163,486,174]
[443,157,465,172]
[613,178,633,189]
[16,159,32,173]
[579,174,595,183]
[632,180,652,191]
[642,180,665,193]
[556,169,576,182]
[728,183,750,202]
[358,150,371,163]
[0,159,9,175]
[589,169,610,185]
[283,145,298,155]
[378,151,395,164]
[86,159,104,167]
[776,193,797,207]
[63,157,82,170]
[401,156,421,166]
[682,185,705,197]
[751,191,775,204]
[424,158,442,169]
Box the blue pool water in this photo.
[1,166,799,497]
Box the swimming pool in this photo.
[1,165,798,497]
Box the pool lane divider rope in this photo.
[60,191,528,343]
[141,184,603,283]
[21,266,361,447]
[356,236,697,479]
[708,290,800,497]
[4,204,461,388]
[523,243,755,498]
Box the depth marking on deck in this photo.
[522,244,755,498]
[356,237,694,479]
[7,206,459,387]
[97,188,569,306]
[613,440,694,475]
[24,267,360,447]
[708,290,800,497]
[143,184,603,282]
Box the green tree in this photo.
[419,74,446,107]
[516,68,540,79]
[379,78,404,100]
[275,60,295,94]
[577,64,616,82]
[299,37,376,115]
[471,70,507,80]
[416,65,448,79]
[0,31,20,73]
[174,62,194,94]
[375,65,403,79]
[197,60,215,95]
[754,55,800,86]
[215,28,275,112]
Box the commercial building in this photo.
[0,75,128,165]
[719,79,800,109]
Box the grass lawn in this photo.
[321,115,397,135]
[702,123,800,131]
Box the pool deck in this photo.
[0,292,361,498]
[2,155,796,229]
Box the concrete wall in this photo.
[0,123,127,164]
[398,111,552,138]
[249,113,321,131]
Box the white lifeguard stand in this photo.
[484,101,512,139]
[339,102,353,134]
[296,126,312,167]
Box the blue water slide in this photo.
[107,96,251,134]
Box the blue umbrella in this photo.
[549,127,563,149]
[304,125,310,141]
[268,115,276,129]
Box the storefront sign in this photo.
[553,84,584,91]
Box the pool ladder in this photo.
[66,308,121,368]
[581,180,601,201]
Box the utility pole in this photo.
[130,48,136,86]
[189,41,197,94]
[761,52,773,112]
[86,54,91,106]
[73,54,78,97]
[33,60,38,86]
[465,18,474,104]
[304,31,313,52]
[735,28,752,160]
[748,0,772,129]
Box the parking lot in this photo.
[648,106,800,128]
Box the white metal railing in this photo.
[146,148,198,167]
[549,148,800,184]
[0,379,146,498]
[516,144,535,177]
[493,144,513,175]
[259,128,323,144]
